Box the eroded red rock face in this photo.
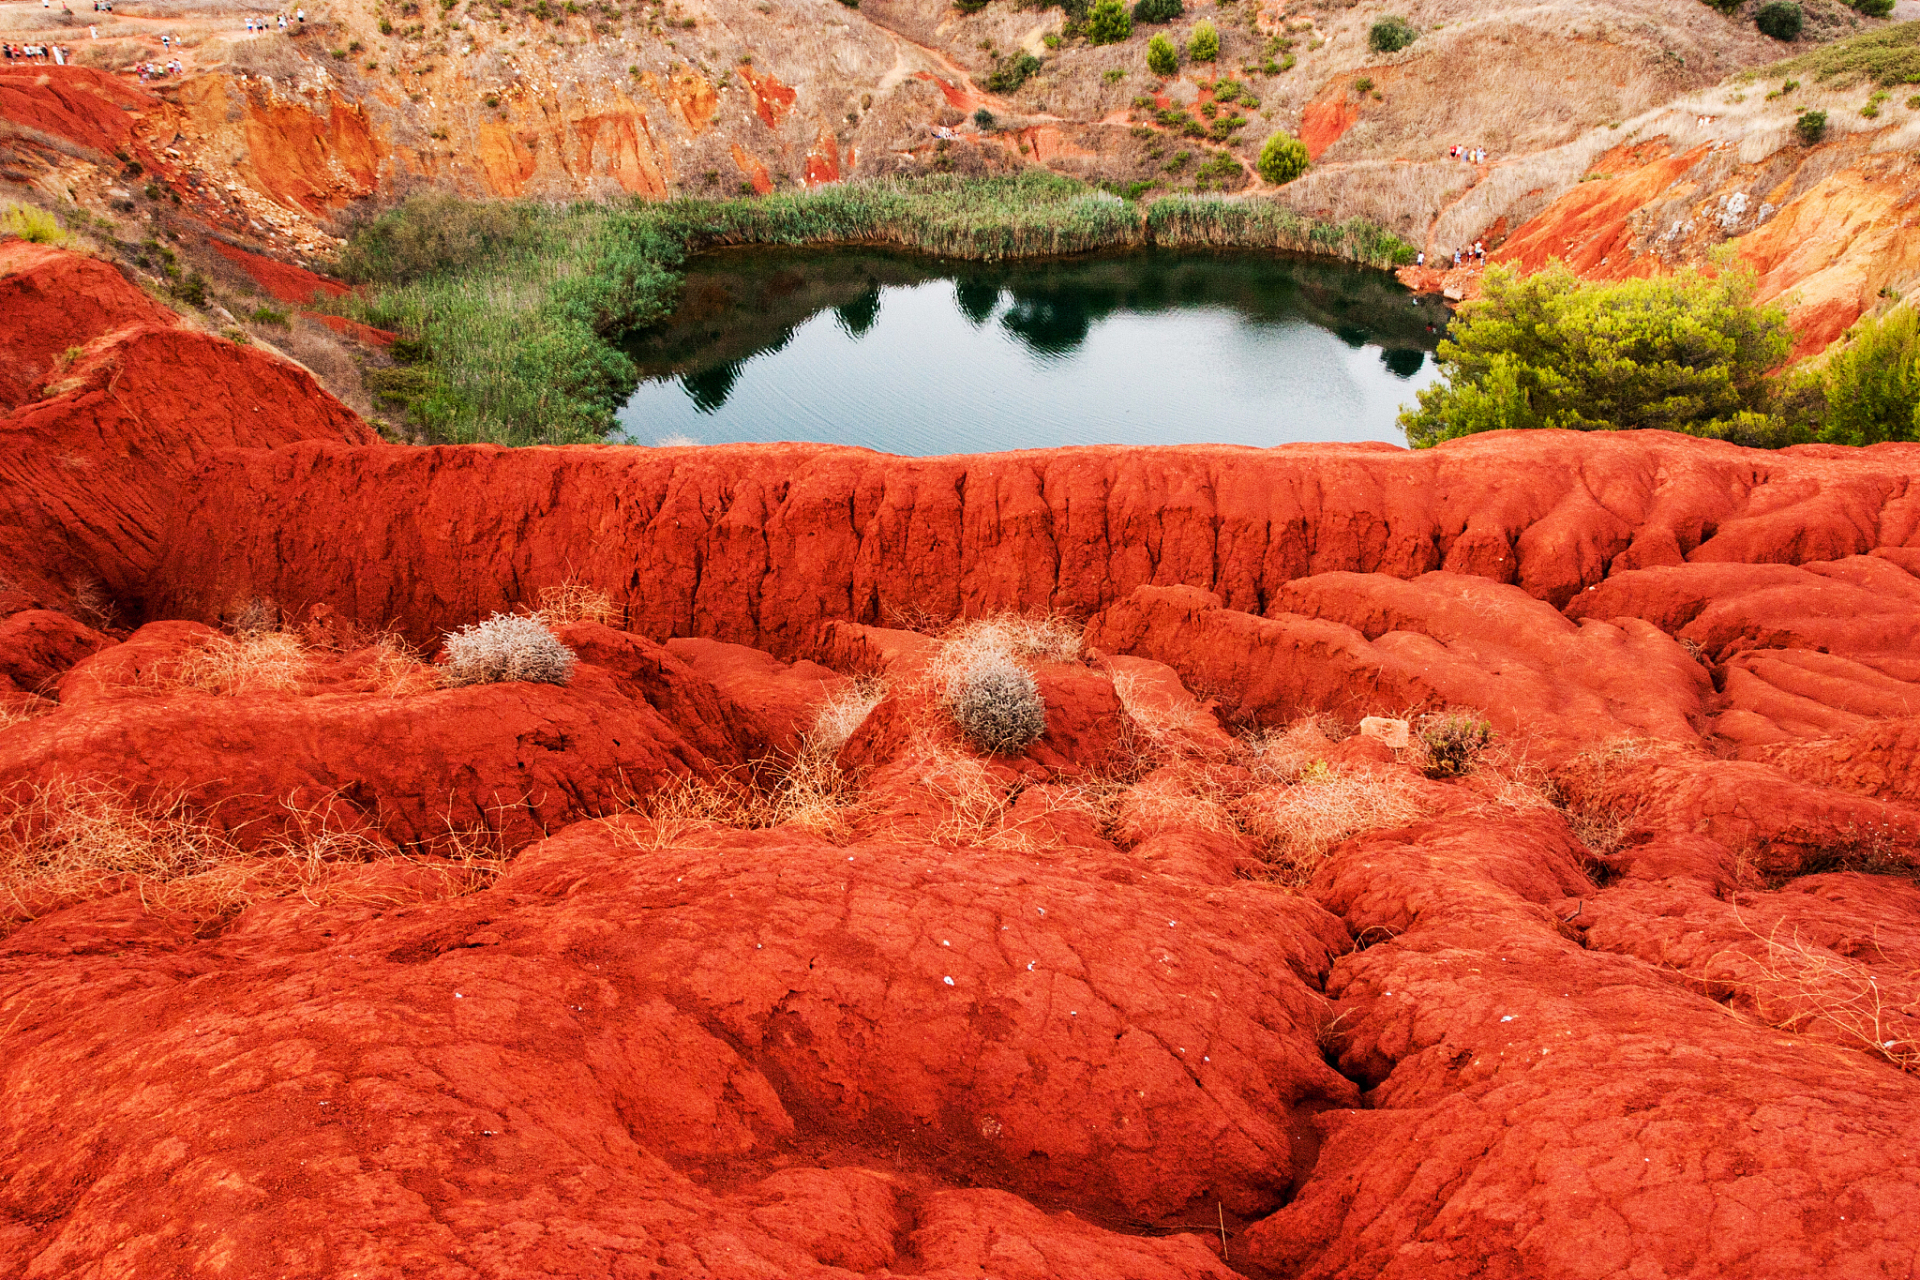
[0,246,375,611]
[3,320,1920,1276]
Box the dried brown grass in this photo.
[1709,919,1919,1073]
[143,625,434,699]
[536,581,621,627]
[1234,764,1432,884]
[0,780,502,932]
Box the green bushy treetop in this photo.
[1146,33,1177,74]
[1132,0,1181,22]
[1820,305,1920,445]
[1256,131,1309,184]
[1755,0,1802,40]
[1368,15,1417,52]
[1187,18,1219,60]
[1795,109,1828,144]
[1399,264,1793,448]
[1086,0,1133,44]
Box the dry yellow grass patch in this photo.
[536,581,621,627]
[162,630,310,695]
[1710,920,1919,1074]
[1234,764,1433,884]
[0,780,502,931]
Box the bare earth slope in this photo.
[0,244,1919,1277]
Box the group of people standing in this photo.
[134,57,181,79]
[1412,240,1490,271]
[3,43,66,63]
[243,10,304,33]
[1450,144,1488,164]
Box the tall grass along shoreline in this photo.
[330,173,1415,448]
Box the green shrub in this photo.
[1767,21,1920,87]
[1367,14,1416,53]
[984,51,1042,92]
[0,203,67,246]
[1853,0,1893,16]
[249,305,292,326]
[169,272,210,309]
[1417,713,1491,778]
[1255,130,1309,184]
[1755,1,1802,41]
[1819,306,1920,445]
[1398,264,1793,447]
[1795,108,1827,144]
[1131,0,1181,21]
[973,106,996,128]
[335,194,532,284]
[953,0,990,12]
[1187,18,1219,60]
[1086,0,1132,44]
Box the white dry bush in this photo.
[946,656,1048,756]
[440,613,577,687]
[928,614,1076,757]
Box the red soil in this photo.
[0,65,153,158]
[1298,97,1359,161]
[0,245,375,611]
[209,239,350,304]
[3,246,1920,1278]
[741,65,798,129]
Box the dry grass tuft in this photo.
[1235,765,1431,884]
[163,630,310,696]
[1710,919,1919,1073]
[536,581,621,627]
[0,780,502,932]
[810,679,886,754]
[1243,716,1347,784]
[931,614,1083,675]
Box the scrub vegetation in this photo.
[1403,263,1920,449]
[332,174,1413,447]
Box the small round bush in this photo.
[1187,18,1219,61]
[1256,130,1310,184]
[1853,0,1892,16]
[1146,32,1177,75]
[1132,0,1181,21]
[441,613,577,686]
[1795,108,1828,145]
[947,657,1047,755]
[1417,712,1492,778]
[973,106,995,128]
[1368,14,1417,52]
[1086,0,1133,44]
[1755,0,1802,39]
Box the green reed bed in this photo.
[331,172,1413,447]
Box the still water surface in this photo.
[615,248,1449,455]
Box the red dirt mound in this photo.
[0,66,154,159]
[0,240,177,409]
[0,247,376,612]
[208,238,350,305]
